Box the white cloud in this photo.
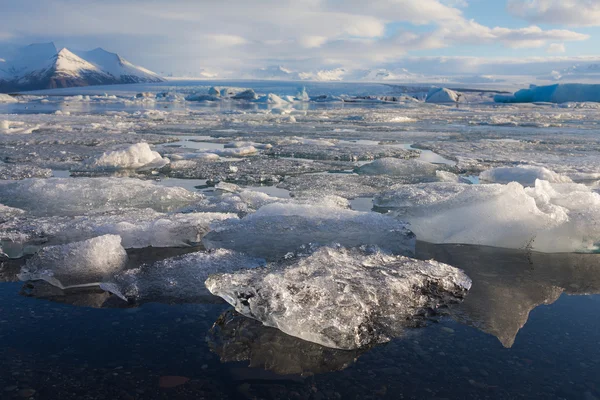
[508,0,600,27]
[298,36,328,48]
[547,43,566,54]
[203,34,247,47]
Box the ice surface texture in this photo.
[0,162,52,180]
[207,309,365,376]
[264,142,417,162]
[100,249,265,303]
[355,158,443,179]
[206,246,471,349]
[376,180,600,252]
[0,178,201,216]
[203,203,416,260]
[18,235,128,289]
[479,166,572,186]
[0,209,235,258]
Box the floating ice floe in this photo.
[232,89,258,101]
[0,178,202,217]
[203,203,415,260]
[265,142,418,162]
[479,165,572,186]
[100,249,265,303]
[0,120,40,134]
[18,235,128,289]
[82,142,170,171]
[0,209,235,258]
[376,180,600,252]
[206,245,471,349]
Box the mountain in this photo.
[0,42,164,92]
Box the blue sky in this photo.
[1,0,599,78]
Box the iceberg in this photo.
[375,180,600,252]
[18,235,128,289]
[100,249,265,303]
[0,94,18,103]
[231,89,258,100]
[82,142,170,171]
[426,88,462,103]
[0,178,202,217]
[495,84,600,104]
[206,245,471,349]
[203,203,416,260]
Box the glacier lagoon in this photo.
[1,80,600,400]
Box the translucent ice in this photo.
[206,245,471,349]
[100,249,265,303]
[376,180,600,252]
[82,143,170,170]
[0,209,234,258]
[0,178,202,217]
[203,203,416,259]
[18,235,128,289]
[355,158,442,180]
[479,166,572,186]
[265,142,417,162]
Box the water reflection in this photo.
[207,310,366,376]
[416,242,600,347]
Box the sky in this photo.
[1,0,600,79]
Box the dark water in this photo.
[1,243,599,400]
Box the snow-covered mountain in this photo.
[0,43,164,92]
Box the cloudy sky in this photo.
[1,0,600,78]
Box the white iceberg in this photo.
[375,180,600,252]
[100,249,265,303]
[0,94,18,103]
[203,203,416,260]
[83,143,170,170]
[426,88,462,103]
[206,245,471,349]
[18,235,128,289]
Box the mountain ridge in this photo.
[0,43,164,93]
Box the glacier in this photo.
[206,245,471,349]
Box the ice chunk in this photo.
[0,204,24,222]
[100,249,265,303]
[207,309,366,375]
[206,245,471,349]
[0,209,234,258]
[480,166,572,186]
[0,178,201,217]
[355,158,441,179]
[295,87,310,102]
[208,87,221,96]
[18,235,128,289]
[435,170,472,184]
[376,181,600,252]
[232,89,258,100]
[426,88,462,103]
[495,83,600,104]
[203,203,416,260]
[82,143,170,170]
[255,93,289,104]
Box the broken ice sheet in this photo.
[0,209,236,258]
[264,141,418,161]
[100,249,265,303]
[18,235,128,290]
[206,245,471,350]
[355,158,447,180]
[203,203,416,260]
[0,177,202,217]
[0,162,52,180]
[375,180,600,252]
[207,309,366,376]
[163,157,348,184]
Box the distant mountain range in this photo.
[0,43,164,93]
